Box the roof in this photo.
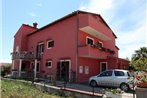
[27,10,117,38]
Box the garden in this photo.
[1,79,73,98]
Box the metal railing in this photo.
[11,51,42,60]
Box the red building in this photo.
[11,11,129,82]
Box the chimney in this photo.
[33,22,38,28]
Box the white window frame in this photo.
[46,60,52,68]
[60,59,71,82]
[86,36,94,45]
[37,42,44,54]
[16,46,19,52]
[99,41,103,47]
[47,40,54,49]
[100,62,108,72]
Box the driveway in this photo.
[46,81,109,94]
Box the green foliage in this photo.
[1,64,11,77]
[1,80,65,98]
[131,47,147,71]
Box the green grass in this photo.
[1,79,68,98]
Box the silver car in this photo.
[89,69,133,91]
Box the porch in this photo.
[11,51,42,79]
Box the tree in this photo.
[131,47,147,71]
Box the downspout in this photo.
[75,11,79,82]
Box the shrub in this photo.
[1,64,11,77]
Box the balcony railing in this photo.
[11,51,42,60]
[78,44,115,59]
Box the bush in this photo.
[1,64,11,77]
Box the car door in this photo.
[96,70,113,86]
[113,70,126,87]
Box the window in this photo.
[85,66,89,74]
[127,72,134,77]
[16,46,19,52]
[47,40,54,49]
[46,61,52,68]
[99,71,112,77]
[36,43,44,57]
[99,41,103,47]
[79,66,83,74]
[86,37,94,45]
[114,71,124,76]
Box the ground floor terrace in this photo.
[11,52,129,83]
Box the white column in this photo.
[12,60,15,69]
[34,59,37,78]
[11,60,15,75]
[19,59,22,77]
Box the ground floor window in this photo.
[46,60,52,68]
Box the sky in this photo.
[1,0,147,63]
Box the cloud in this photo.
[79,0,146,60]
[79,0,114,14]
[0,59,12,63]
[30,13,37,17]
[117,24,146,59]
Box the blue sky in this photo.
[1,0,146,63]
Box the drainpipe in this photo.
[75,11,79,82]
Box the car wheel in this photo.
[120,83,129,92]
[90,80,97,87]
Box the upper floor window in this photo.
[86,36,94,45]
[99,41,103,47]
[47,40,54,49]
[16,46,19,52]
[37,42,44,53]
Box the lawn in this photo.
[1,79,67,98]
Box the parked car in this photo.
[89,69,134,91]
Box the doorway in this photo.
[100,62,107,72]
[57,60,70,82]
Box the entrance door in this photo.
[57,60,70,82]
[100,62,107,72]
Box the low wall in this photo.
[2,78,103,98]
[34,82,103,98]
[136,87,147,98]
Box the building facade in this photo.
[11,11,129,82]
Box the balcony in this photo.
[78,44,115,59]
[11,51,41,60]
[80,26,111,41]
[79,14,112,41]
